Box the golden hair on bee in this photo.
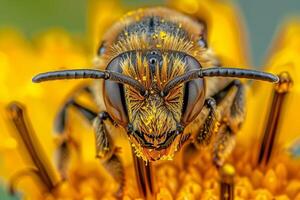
[120,51,186,138]
[97,7,218,69]
[120,51,186,90]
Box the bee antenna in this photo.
[162,67,279,96]
[32,69,147,95]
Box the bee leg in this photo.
[53,85,97,179]
[57,104,125,197]
[182,98,218,166]
[94,112,125,198]
[54,85,94,133]
[195,98,219,146]
[212,80,245,167]
[55,100,98,179]
[213,124,235,168]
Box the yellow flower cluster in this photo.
[0,30,91,199]
[154,148,300,200]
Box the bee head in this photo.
[103,50,206,161]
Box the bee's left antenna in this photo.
[32,69,109,82]
[33,69,147,95]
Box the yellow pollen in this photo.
[221,164,235,176]
[159,31,167,39]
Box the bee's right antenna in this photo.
[162,67,279,96]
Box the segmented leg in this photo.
[193,80,245,167]
[182,98,218,167]
[212,80,245,167]
[54,85,96,179]
[54,86,125,197]
[213,124,236,168]
[195,98,219,146]
[94,112,125,198]
[54,85,94,133]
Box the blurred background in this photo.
[0,0,299,66]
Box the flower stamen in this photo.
[257,72,293,167]
[9,167,40,195]
[219,164,235,200]
[6,102,59,193]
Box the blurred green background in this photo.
[0,0,299,66]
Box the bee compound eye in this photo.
[181,55,206,125]
[181,79,206,125]
[103,56,129,126]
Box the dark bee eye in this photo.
[97,42,106,56]
[147,50,162,74]
[103,56,129,126]
[149,57,157,65]
[181,55,206,125]
[198,38,207,48]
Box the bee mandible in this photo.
[32,7,278,196]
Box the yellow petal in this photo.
[88,0,125,53]
[240,20,300,149]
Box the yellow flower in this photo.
[0,1,300,200]
[0,30,91,198]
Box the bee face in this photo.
[98,8,212,161]
[103,50,206,160]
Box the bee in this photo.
[33,7,278,196]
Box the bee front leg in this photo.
[54,86,125,197]
[212,80,245,167]
[195,98,219,146]
[57,104,125,197]
[213,124,236,168]
[54,85,95,133]
[182,98,219,167]
[93,112,125,198]
[54,85,97,179]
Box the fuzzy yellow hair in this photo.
[95,7,218,69]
